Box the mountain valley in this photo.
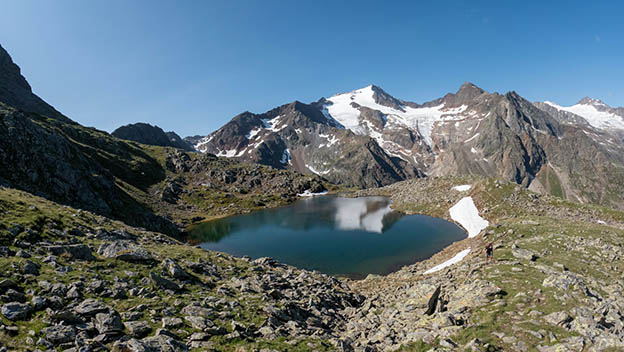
[0,41,623,352]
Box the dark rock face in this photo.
[112,122,194,151]
[1,302,31,320]
[0,44,69,122]
[0,105,179,235]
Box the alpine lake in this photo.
[187,196,466,279]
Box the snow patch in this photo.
[262,115,288,132]
[452,185,472,192]
[217,149,245,158]
[280,149,290,164]
[449,197,489,238]
[305,163,331,175]
[246,128,262,139]
[298,190,329,197]
[424,248,471,274]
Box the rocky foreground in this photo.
[0,178,623,351]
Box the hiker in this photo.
[485,242,494,263]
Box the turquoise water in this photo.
[188,196,466,278]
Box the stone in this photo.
[122,338,154,352]
[31,296,48,311]
[150,272,181,291]
[425,285,441,316]
[49,310,84,325]
[97,241,154,264]
[162,258,192,280]
[66,285,81,299]
[74,299,111,316]
[125,320,152,338]
[22,260,40,275]
[0,279,19,291]
[15,249,30,258]
[184,315,214,331]
[543,311,572,327]
[0,246,14,257]
[44,244,95,260]
[41,325,76,345]
[1,302,31,320]
[180,304,213,318]
[94,311,124,335]
[143,335,188,351]
[543,273,581,291]
[512,247,538,261]
[162,317,184,329]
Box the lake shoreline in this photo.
[187,193,468,280]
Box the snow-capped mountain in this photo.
[536,98,624,131]
[187,83,624,209]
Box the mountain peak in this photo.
[577,96,608,107]
[369,85,405,111]
[456,82,485,98]
[0,43,70,122]
[112,122,194,151]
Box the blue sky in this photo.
[0,0,622,137]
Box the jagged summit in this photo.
[456,81,485,98]
[577,96,608,107]
[0,44,70,122]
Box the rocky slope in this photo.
[0,44,69,123]
[347,177,624,351]
[196,83,624,210]
[1,177,623,351]
[112,123,195,151]
[0,45,331,236]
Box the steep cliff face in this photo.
[0,44,69,122]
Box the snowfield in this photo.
[545,101,624,131]
[423,196,486,274]
[452,184,472,192]
[324,85,467,146]
[297,190,329,197]
[449,196,489,238]
[424,248,471,274]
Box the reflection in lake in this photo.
[186,196,466,278]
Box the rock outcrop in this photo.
[0,44,69,122]
[112,122,194,151]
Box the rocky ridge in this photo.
[112,123,195,151]
[194,83,624,210]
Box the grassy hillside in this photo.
[1,177,623,351]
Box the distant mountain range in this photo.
[185,83,624,208]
